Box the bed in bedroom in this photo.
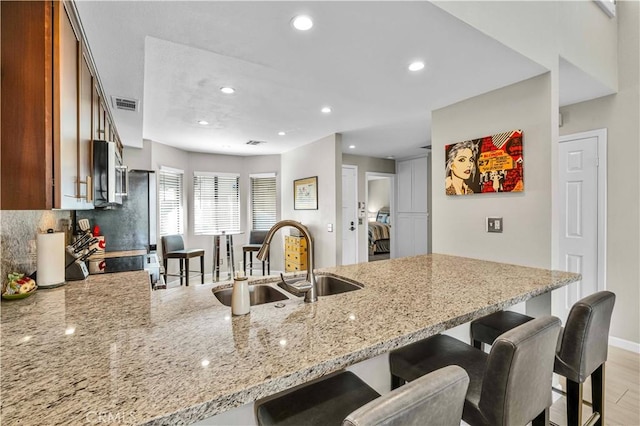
[368,209,391,255]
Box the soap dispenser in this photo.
[231,265,250,316]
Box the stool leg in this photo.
[243,251,247,276]
[186,258,190,286]
[566,379,583,426]
[200,255,205,284]
[267,252,270,275]
[592,364,605,426]
[472,339,483,351]
[532,407,549,426]
[163,259,168,284]
[262,254,265,276]
[249,252,253,276]
[180,259,184,286]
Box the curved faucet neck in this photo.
[257,220,317,302]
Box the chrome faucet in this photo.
[256,220,317,303]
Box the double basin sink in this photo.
[213,275,362,307]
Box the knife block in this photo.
[65,251,89,281]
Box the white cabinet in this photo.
[395,156,429,257]
[397,157,427,213]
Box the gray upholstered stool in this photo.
[161,234,205,286]
[243,230,270,276]
[255,366,469,426]
[470,291,616,426]
[344,365,469,426]
[470,310,533,351]
[390,316,561,426]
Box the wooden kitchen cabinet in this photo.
[285,235,308,272]
[56,1,92,210]
[1,1,116,210]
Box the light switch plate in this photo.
[487,217,503,233]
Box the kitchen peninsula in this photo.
[0,254,579,425]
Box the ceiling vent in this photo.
[246,140,267,146]
[111,96,138,112]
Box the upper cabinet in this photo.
[1,1,121,210]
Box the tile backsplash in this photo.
[0,210,71,281]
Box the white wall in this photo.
[559,0,639,345]
[368,179,390,214]
[343,153,395,262]
[281,134,341,268]
[432,74,553,269]
[434,0,618,91]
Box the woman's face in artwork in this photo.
[450,148,474,180]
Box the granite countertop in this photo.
[0,254,579,425]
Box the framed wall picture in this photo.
[445,129,523,196]
[294,176,318,210]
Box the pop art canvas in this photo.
[444,129,523,196]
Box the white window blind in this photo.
[158,169,184,236]
[250,174,277,230]
[194,172,240,234]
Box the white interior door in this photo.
[556,133,601,322]
[342,165,358,265]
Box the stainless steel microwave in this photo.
[93,140,128,208]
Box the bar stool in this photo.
[470,291,616,426]
[255,365,469,426]
[389,316,561,426]
[243,230,270,276]
[161,234,205,286]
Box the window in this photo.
[250,173,277,230]
[158,168,184,235]
[193,172,240,234]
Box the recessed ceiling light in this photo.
[291,15,313,31]
[220,87,235,94]
[386,156,395,159]
[197,120,209,125]
[278,131,286,136]
[321,106,332,114]
[408,61,425,72]
[348,145,356,149]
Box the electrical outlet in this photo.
[487,217,503,233]
[28,240,37,254]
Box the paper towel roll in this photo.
[37,232,65,287]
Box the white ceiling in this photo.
[75,1,553,159]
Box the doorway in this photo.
[554,129,607,323]
[366,173,394,262]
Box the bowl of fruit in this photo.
[2,272,37,300]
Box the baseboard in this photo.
[609,336,640,353]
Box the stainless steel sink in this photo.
[277,275,362,297]
[316,275,362,296]
[213,285,289,306]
